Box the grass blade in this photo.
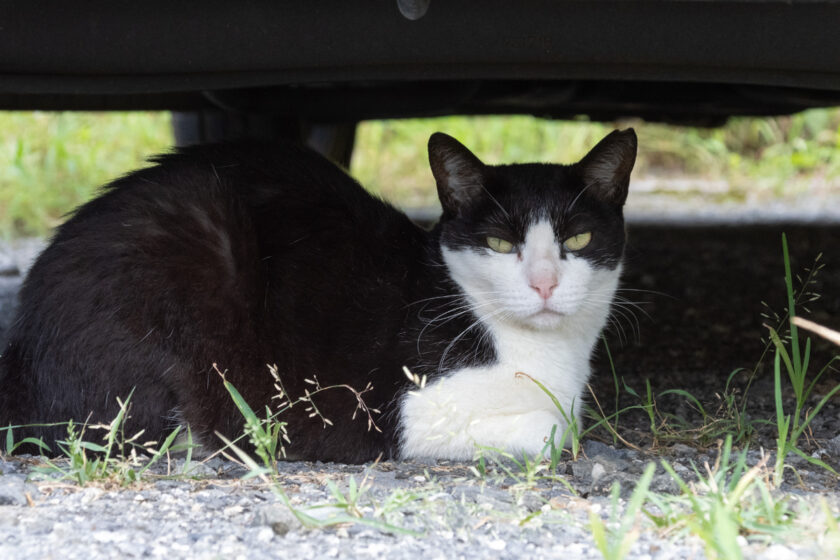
[136,426,181,477]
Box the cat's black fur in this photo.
[0,131,634,463]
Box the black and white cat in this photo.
[0,129,636,463]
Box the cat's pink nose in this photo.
[529,277,557,300]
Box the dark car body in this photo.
[2,1,840,156]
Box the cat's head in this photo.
[429,129,636,331]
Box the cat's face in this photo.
[429,130,636,331]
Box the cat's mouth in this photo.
[528,308,566,326]
[534,308,563,317]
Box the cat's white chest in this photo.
[398,321,596,460]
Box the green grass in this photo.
[352,109,840,206]
[589,463,656,560]
[0,111,172,237]
[652,437,786,560]
[6,392,186,486]
[3,108,840,237]
[768,234,840,485]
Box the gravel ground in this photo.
[2,444,839,560]
[1,210,840,559]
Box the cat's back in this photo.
[60,141,379,238]
[25,140,407,286]
[0,141,426,449]
[15,141,368,338]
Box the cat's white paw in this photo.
[469,409,573,457]
[400,400,576,461]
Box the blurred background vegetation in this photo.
[1,109,840,238]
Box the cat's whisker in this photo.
[602,303,642,344]
[609,300,643,326]
[415,298,509,356]
[617,302,652,324]
[437,307,507,373]
[611,293,654,305]
[585,295,652,323]
[614,287,676,300]
[567,299,640,345]
[604,298,651,328]
[604,315,628,346]
[405,290,510,310]
[408,291,494,304]
[611,307,640,343]
[422,298,507,326]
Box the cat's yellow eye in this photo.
[563,231,592,251]
[486,236,515,254]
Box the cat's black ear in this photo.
[577,129,637,206]
[428,132,486,216]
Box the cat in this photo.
[0,129,636,463]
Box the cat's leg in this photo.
[467,409,578,456]
[399,367,582,460]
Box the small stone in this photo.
[410,456,438,467]
[154,480,188,491]
[517,492,543,512]
[553,461,571,475]
[589,472,635,497]
[193,488,226,502]
[583,440,621,461]
[670,443,696,456]
[0,251,19,276]
[0,509,21,527]
[825,434,840,457]
[591,463,606,483]
[487,539,506,551]
[0,475,39,506]
[171,457,225,477]
[255,527,275,543]
[571,461,592,480]
[80,487,104,504]
[761,544,796,560]
[475,487,513,508]
[0,458,21,475]
[649,474,680,494]
[92,530,128,543]
[254,504,303,536]
[223,505,243,516]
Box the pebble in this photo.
[583,440,619,459]
[517,492,543,513]
[571,461,592,480]
[590,462,606,483]
[761,544,797,560]
[669,443,697,456]
[825,434,840,457]
[649,474,680,495]
[487,538,506,551]
[0,475,39,506]
[0,251,17,276]
[254,504,303,536]
[0,458,21,475]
